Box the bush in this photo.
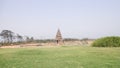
[92,36,120,47]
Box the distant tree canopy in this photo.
[0,30,14,43]
[16,34,23,42]
[34,39,55,43]
[26,36,34,43]
[92,36,120,47]
[0,30,34,46]
[64,38,80,41]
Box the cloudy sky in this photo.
[0,0,120,39]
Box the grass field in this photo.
[0,46,120,68]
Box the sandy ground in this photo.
[0,40,94,48]
[0,43,60,48]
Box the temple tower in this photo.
[55,29,63,44]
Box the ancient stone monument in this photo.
[55,29,63,44]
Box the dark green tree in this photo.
[0,30,14,44]
[16,34,23,42]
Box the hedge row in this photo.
[92,36,120,47]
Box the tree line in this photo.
[0,30,34,46]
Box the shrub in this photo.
[92,36,120,47]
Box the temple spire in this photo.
[55,29,63,44]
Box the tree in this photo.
[26,36,29,42]
[25,36,34,43]
[16,34,23,42]
[30,37,34,42]
[0,30,14,44]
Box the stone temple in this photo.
[55,29,63,44]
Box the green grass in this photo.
[0,46,120,68]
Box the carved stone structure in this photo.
[55,29,63,44]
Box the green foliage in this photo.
[92,36,120,47]
[34,39,55,43]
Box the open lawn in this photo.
[0,46,120,68]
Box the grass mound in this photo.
[92,36,120,47]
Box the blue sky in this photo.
[0,0,120,39]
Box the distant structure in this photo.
[55,29,63,44]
